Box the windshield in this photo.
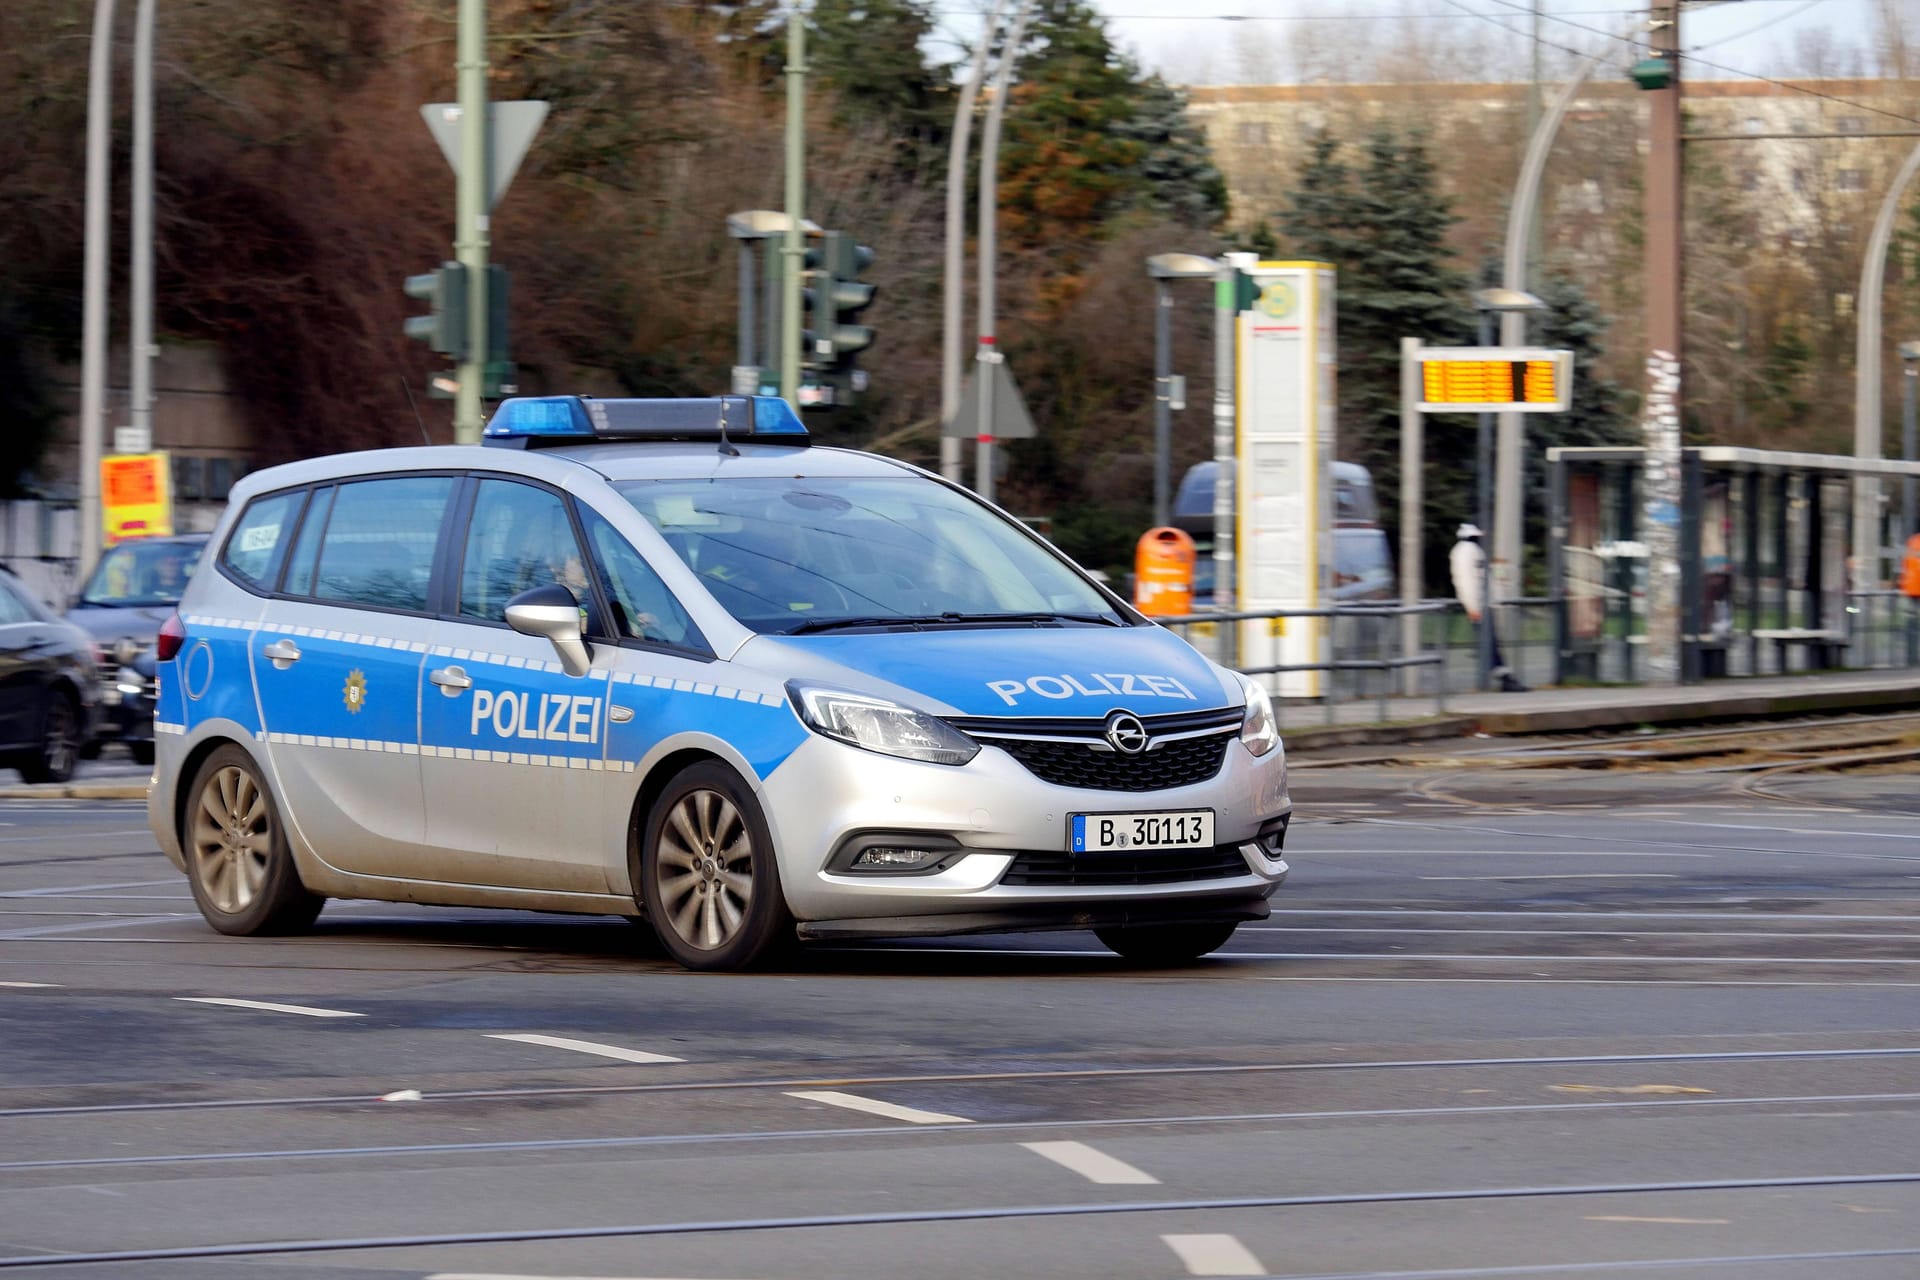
[78,540,202,607]
[615,476,1126,635]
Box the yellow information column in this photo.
[101,452,174,545]
[1237,262,1336,698]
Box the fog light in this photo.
[852,847,946,871]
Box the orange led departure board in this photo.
[1413,348,1573,413]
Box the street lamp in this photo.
[1901,340,1920,544]
[1145,253,1220,528]
[1470,286,1546,691]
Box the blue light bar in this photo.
[483,396,811,449]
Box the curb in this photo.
[1282,716,1478,755]
[0,784,149,801]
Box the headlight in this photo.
[1239,677,1280,757]
[787,682,979,766]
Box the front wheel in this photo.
[638,761,790,971]
[18,693,80,784]
[1094,922,1239,964]
[184,745,322,935]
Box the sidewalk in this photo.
[1275,667,1920,753]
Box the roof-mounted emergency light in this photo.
[482,396,810,449]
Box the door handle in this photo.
[262,638,301,669]
[429,664,472,695]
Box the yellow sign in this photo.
[1415,347,1574,413]
[101,452,174,544]
[1257,281,1297,320]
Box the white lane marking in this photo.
[1308,849,1713,858]
[0,880,177,898]
[1246,976,1920,988]
[1248,926,1920,941]
[485,1033,684,1065]
[175,997,364,1019]
[1163,1233,1266,1276]
[0,981,58,988]
[0,830,153,844]
[1644,817,1920,843]
[0,915,189,939]
[1416,873,1680,881]
[1263,908,1920,921]
[430,1275,756,1280]
[1022,1140,1159,1185]
[1236,951,1920,964]
[783,1089,971,1125]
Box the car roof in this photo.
[227,442,927,505]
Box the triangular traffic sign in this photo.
[420,100,550,211]
[943,359,1037,440]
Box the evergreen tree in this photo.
[810,0,948,161]
[1115,76,1228,230]
[1281,126,1469,588]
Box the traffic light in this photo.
[798,230,876,406]
[403,262,468,359]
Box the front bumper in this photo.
[759,728,1291,925]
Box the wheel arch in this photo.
[621,746,729,903]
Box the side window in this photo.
[309,476,452,613]
[0,581,33,626]
[580,507,700,650]
[458,480,592,624]
[220,492,301,592]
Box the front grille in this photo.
[950,706,1242,793]
[991,734,1231,791]
[1000,845,1252,886]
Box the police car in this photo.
[146,397,1290,970]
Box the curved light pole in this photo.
[1492,46,1611,605]
[1852,139,1920,585]
[79,0,119,580]
[940,0,1009,482]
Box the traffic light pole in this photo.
[974,0,1033,504]
[453,0,489,442]
[781,9,807,408]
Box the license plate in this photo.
[1070,809,1214,853]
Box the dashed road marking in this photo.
[485,1033,684,1064]
[0,981,57,988]
[1163,1233,1266,1276]
[175,997,364,1018]
[1022,1140,1159,1185]
[783,1089,971,1125]
[0,879,177,897]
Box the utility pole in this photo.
[781,7,807,408]
[1640,2,1685,683]
[941,0,1008,483]
[453,0,488,442]
[974,0,1033,504]
[129,0,156,456]
[79,0,118,578]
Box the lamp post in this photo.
[1902,340,1920,545]
[1471,287,1546,691]
[1145,253,1220,529]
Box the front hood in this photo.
[742,624,1241,718]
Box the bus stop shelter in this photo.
[1546,446,1920,684]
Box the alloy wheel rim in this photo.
[44,701,74,778]
[656,787,753,951]
[189,766,270,915]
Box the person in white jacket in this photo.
[1449,523,1526,692]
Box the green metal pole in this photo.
[780,6,806,408]
[454,0,489,442]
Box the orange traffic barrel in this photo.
[1133,526,1196,617]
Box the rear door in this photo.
[250,475,451,877]
[0,581,45,749]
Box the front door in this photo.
[418,478,614,893]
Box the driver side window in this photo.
[580,508,701,651]
[459,481,593,625]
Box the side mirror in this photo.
[503,584,593,677]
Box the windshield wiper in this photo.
[784,611,1121,635]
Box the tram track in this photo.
[3,1171,1915,1270]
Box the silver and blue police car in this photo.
[146,396,1290,970]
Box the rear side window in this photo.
[220,492,300,591]
[306,476,453,613]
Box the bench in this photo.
[1751,628,1849,671]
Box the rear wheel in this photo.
[1094,922,1239,964]
[184,745,322,935]
[18,693,80,784]
[638,761,790,971]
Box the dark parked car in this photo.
[1171,461,1396,606]
[65,534,207,760]
[0,567,100,783]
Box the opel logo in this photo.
[1104,712,1149,755]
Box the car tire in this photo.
[1094,922,1239,964]
[183,745,323,936]
[638,761,790,972]
[19,692,81,785]
[130,742,155,767]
